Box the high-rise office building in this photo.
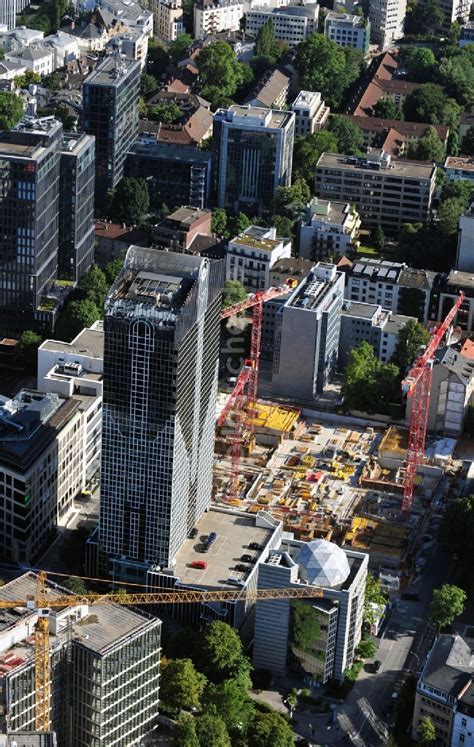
[59,132,96,281]
[99,247,223,574]
[0,0,29,30]
[0,113,62,338]
[82,54,140,198]
[213,105,295,216]
[368,0,406,48]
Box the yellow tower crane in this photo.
[0,571,323,731]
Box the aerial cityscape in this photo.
[0,0,473,745]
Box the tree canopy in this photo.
[342,341,401,414]
[429,584,466,630]
[202,679,254,734]
[249,712,295,747]
[327,115,364,154]
[392,319,430,372]
[372,97,401,120]
[62,576,88,595]
[140,72,157,99]
[294,34,364,109]
[197,42,246,109]
[169,33,193,64]
[159,658,206,714]
[195,714,231,747]
[147,101,182,123]
[408,126,445,162]
[212,208,229,237]
[252,18,280,74]
[407,0,444,35]
[195,620,248,683]
[273,179,311,224]
[146,38,170,78]
[461,125,474,155]
[292,130,338,183]
[78,265,109,308]
[55,298,101,341]
[404,84,461,129]
[18,330,42,373]
[418,715,437,744]
[223,280,247,308]
[0,92,23,130]
[176,714,200,747]
[399,47,437,83]
[363,573,388,625]
[438,496,474,561]
[110,178,150,226]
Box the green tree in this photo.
[418,715,437,744]
[392,319,430,371]
[404,84,461,128]
[0,91,23,129]
[291,599,321,653]
[110,177,150,226]
[447,130,459,157]
[271,215,293,238]
[327,115,364,154]
[212,208,228,237]
[461,125,474,155]
[342,341,380,412]
[18,330,42,373]
[294,34,349,108]
[0,46,4,61]
[356,639,377,658]
[104,259,124,285]
[228,212,252,236]
[442,179,473,203]
[429,584,466,629]
[202,679,254,734]
[55,298,101,341]
[140,72,157,99]
[79,265,109,308]
[54,104,77,130]
[273,179,311,223]
[397,286,426,321]
[42,72,61,90]
[195,714,231,747]
[371,226,385,250]
[63,576,88,595]
[249,712,295,747]
[197,42,245,108]
[410,0,445,35]
[147,101,182,123]
[159,658,206,714]
[195,621,248,683]
[292,130,338,183]
[438,496,474,560]
[169,33,193,64]
[146,38,170,78]
[223,280,248,307]
[438,196,466,236]
[408,126,445,162]
[175,714,200,747]
[363,573,388,625]
[399,46,437,82]
[372,97,401,120]
[254,18,279,62]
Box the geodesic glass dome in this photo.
[295,539,350,588]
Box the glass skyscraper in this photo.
[99,247,223,571]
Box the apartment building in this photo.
[0,573,161,745]
[349,116,448,158]
[6,42,55,76]
[369,0,406,49]
[339,301,416,367]
[96,0,154,35]
[37,322,104,482]
[244,67,291,109]
[345,258,436,323]
[153,206,213,252]
[245,2,319,46]
[324,13,370,52]
[291,90,330,136]
[253,538,368,683]
[444,156,474,183]
[97,248,223,576]
[412,634,474,746]
[82,55,141,197]
[456,208,474,272]
[299,198,361,261]
[226,225,291,290]
[435,270,474,333]
[142,0,184,40]
[194,0,244,38]
[315,150,436,231]
[213,105,295,215]
[272,262,345,399]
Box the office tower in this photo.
[213,105,295,216]
[272,263,345,399]
[99,247,223,573]
[324,12,370,52]
[369,0,406,49]
[0,0,29,30]
[0,572,161,745]
[59,132,96,281]
[244,3,319,47]
[253,538,368,683]
[82,54,140,198]
[0,114,62,338]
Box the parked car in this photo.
[190,560,207,570]
[372,660,381,673]
[241,554,253,563]
[235,564,249,573]
[249,542,263,551]
[227,577,245,587]
[189,527,198,539]
[207,531,217,545]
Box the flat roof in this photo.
[342,301,379,319]
[448,269,474,288]
[40,323,104,360]
[173,509,274,590]
[317,152,435,179]
[445,156,474,172]
[225,104,293,130]
[84,55,139,87]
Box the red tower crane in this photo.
[402,292,464,513]
[218,279,298,500]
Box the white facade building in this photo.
[226,225,292,290]
[194,0,244,38]
[444,156,474,184]
[291,90,330,136]
[142,0,184,40]
[299,198,361,261]
[456,208,474,272]
[369,0,406,49]
[245,2,319,46]
[98,0,154,35]
[324,12,370,52]
[43,30,79,69]
[0,27,44,53]
[6,42,55,76]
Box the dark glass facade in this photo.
[0,117,62,337]
[59,133,96,281]
[82,56,140,198]
[100,249,223,568]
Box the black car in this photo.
[189,527,198,539]
[241,554,253,563]
[372,660,381,673]
[401,591,420,601]
[235,564,249,573]
[249,542,263,551]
